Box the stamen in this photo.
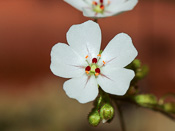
[85,55,88,59]
[86,71,89,74]
[95,68,100,73]
[92,58,98,63]
[103,61,106,65]
[100,5,104,10]
[108,0,111,4]
[97,54,101,57]
[85,66,91,71]
[95,73,99,76]
[100,0,103,3]
[92,1,97,5]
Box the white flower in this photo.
[64,0,138,18]
[50,20,138,103]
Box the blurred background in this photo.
[0,0,175,130]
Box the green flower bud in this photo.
[88,110,101,126]
[133,59,141,69]
[135,65,149,80]
[134,94,157,107]
[163,102,175,113]
[100,104,114,123]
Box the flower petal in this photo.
[97,67,135,95]
[63,75,98,103]
[64,0,87,11]
[50,43,87,78]
[67,20,101,59]
[99,33,138,68]
[107,0,138,15]
[105,0,124,4]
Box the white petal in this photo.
[50,43,87,78]
[82,8,96,18]
[99,33,138,68]
[67,20,101,59]
[83,0,92,5]
[63,75,98,103]
[64,0,87,11]
[107,0,138,15]
[97,67,135,95]
[105,0,125,5]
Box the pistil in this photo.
[91,65,97,72]
[92,58,98,63]
[85,56,102,77]
[92,0,105,14]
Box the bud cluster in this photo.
[134,94,157,107]
[88,90,115,126]
[126,59,148,95]
[88,103,114,126]
[159,94,175,113]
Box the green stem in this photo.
[158,93,175,105]
[115,101,126,131]
[110,95,175,122]
[94,18,98,23]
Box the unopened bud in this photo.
[133,59,141,69]
[88,110,101,126]
[100,104,114,123]
[134,94,157,107]
[163,102,175,113]
[135,65,149,80]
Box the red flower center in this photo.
[92,58,98,63]
[85,66,91,71]
[100,5,104,10]
[95,68,100,73]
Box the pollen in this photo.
[85,55,88,59]
[95,73,99,76]
[97,54,101,57]
[100,5,104,10]
[86,71,89,74]
[103,61,106,65]
[92,1,97,5]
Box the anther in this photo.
[95,73,99,76]
[85,55,88,59]
[92,58,98,63]
[100,5,104,10]
[92,1,98,5]
[85,66,91,71]
[95,68,100,74]
[108,0,111,4]
[103,61,106,65]
[86,71,89,74]
[97,54,101,57]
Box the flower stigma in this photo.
[92,0,110,14]
[85,53,104,77]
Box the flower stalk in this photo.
[94,18,98,23]
[115,101,126,131]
